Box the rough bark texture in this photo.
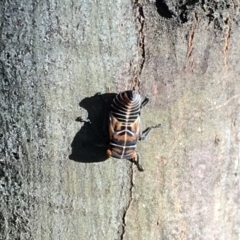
[1,0,240,239]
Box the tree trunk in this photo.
[1,0,240,239]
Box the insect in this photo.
[106,90,161,171]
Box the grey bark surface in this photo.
[1,0,240,240]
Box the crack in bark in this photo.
[223,17,231,67]
[120,165,134,240]
[185,12,198,71]
[132,0,145,90]
[187,12,198,59]
[120,2,145,238]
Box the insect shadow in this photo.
[69,92,117,163]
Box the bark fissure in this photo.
[120,1,145,237]
[223,17,231,67]
[187,13,198,59]
[132,0,145,90]
[120,165,133,240]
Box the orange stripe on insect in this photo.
[107,90,161,171]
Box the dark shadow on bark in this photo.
[69,92,117,163]
[155,0,175,19]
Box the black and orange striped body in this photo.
[107,91,141,161]
[107,90,161,171]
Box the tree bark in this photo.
[1,0,240,239]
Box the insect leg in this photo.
[135,154,144,172]
[129,153,144,171]
[141,97,149,109]
[139,124,161,141]
[75,116,91,124]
